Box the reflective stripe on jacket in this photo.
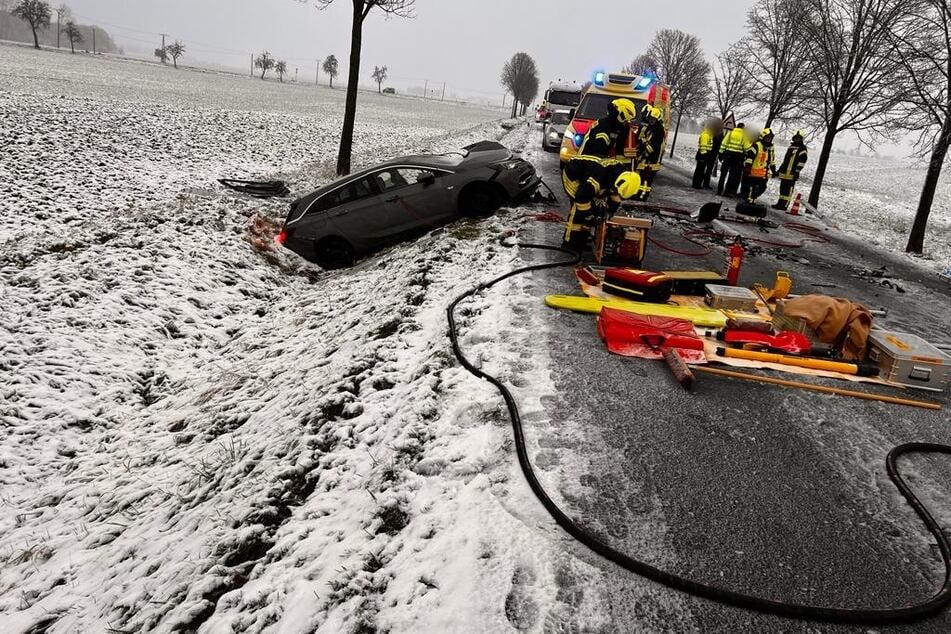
[778,145,808,180]
[720,128,749,154]
[744,141,775,178]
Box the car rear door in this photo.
[370,167,454,235]
[323,175,405,252]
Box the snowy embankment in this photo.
[0,47,586,632]
[668,138,951,273]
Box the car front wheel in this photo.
[458,184,503,217]
[314,237,355,269]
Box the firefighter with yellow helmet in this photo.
[633,105,666,201]
[773,130,809,210]
[576,98,638,158]
[740,128,776,204]
[561,155,641,250]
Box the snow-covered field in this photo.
[0,46,614,633]
[669,135,951,272]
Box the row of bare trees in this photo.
[11,0,77,51]
[500,52,540,118]
[627,0,950,254]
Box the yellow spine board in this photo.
[544,295,727,328]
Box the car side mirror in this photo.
[420,173,436,187]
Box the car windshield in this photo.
[551,111,572,125]
[575,93,646,120]
[548,90,581,107]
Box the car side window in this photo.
[311,176,377,212]
[373,169,408,192]
[395,168,436,185]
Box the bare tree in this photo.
[711,46,750,119]
[500,51,540,118]
[623,53,659,76]
[646,29,711,157]
[888,0,951,253]
[799,0,915,208]
[322,54,338,87]
[166,40,185,68]
[154,47,168,64]
[371,65,387,93]
[308,0,416,176]
[737,0,811,128]
[275,60,288,82]
[12,0,52,49]
[54,2,69,48]
[255,51,275,80]
[62,18,80,53]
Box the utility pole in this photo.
[441,82,446,101]
[316,60,319,85]
[251,53,254,77]
[160,33,167,49]
[423,79,428,100]
[92,27,96,55]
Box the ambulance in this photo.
[559,71,672,164]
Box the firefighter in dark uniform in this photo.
[561,156,640,250]
[772,130,809,210]
[740,128,776,204]
[634,105,666,201]
[576,98,638,158]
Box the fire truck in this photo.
[559,71,672,164]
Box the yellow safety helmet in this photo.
[641,105,662,122]
[760,127,774,140]
[614,171,642,200]
[612,98,637,124]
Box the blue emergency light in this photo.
[637,75,653,88]
[593,71,606,87]
[574,133,584,146]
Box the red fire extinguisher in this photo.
[725,238,744,286]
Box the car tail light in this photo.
[277,228,293,245]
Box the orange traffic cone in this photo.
[788,193,802,216]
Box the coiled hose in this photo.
[446,238,951,624]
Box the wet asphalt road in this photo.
[518,138,951,633]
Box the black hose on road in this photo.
[446,238,951,624]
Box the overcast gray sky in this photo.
[62,0,756,101]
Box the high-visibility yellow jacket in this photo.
[744,141,776,178]
[720,127,750,155]
[698,129,714,154]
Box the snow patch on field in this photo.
[0,48,585,633]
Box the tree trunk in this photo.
[669,108,684,158]
[336,3,364,176]
[173,58,177,68]
[906,116,951,253]
[70,41,74,54]
[808,125,838,208]
[510,99,517,119]
[32,27,39,49]
[57,19,60,48]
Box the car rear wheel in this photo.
[314,237,355,269]
[458,183,503,217]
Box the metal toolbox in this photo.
[704,284,759,312]
[867,330,950,392]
